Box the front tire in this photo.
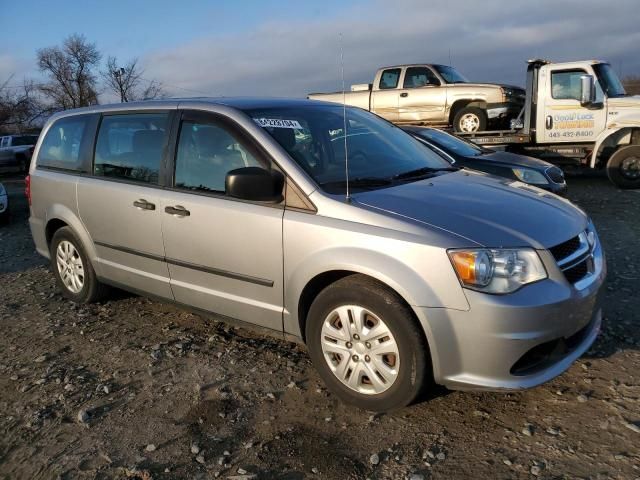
[606,145,640,189]
[306,275,430,411]
[50,227,109,303]
[453,106,487,133]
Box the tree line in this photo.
[1,34,165,134]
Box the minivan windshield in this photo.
[246,105,453,193]
[593,63,626,98]
[433,65,470,84]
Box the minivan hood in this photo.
[354,171,587,249]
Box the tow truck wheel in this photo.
[453,107,487,133]
[606,145,640,189]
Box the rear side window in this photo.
[37,117,88,170]
[379,68,401,89]
[94,113,168,184]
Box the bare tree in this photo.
[37,34,101,110]
[102,56,165,102]
[622,75,640,96]
[0,76,45,132]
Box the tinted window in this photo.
[416,129,483,156]
[94,113,168,184]
[551,70,585,100]
[0,137,8,147]
[379,68,401,89]
[174,120,262,193]
[403,67,440,88]
[12,135,39,146]
[37,117,88,170]
[247,105,451,193]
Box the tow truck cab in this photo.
[464,60,640,189]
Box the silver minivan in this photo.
[28,98,605,411]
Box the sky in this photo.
[1,0,639,102]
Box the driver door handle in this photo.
[165,205,191,217]
[400,92,409,97]
[133,199,155,210]
[545,115,553,129]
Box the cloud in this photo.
[140,0,640,98]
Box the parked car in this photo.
[308,64,525,132]
[0,182,8,223]
[28,98,605,411]
[403,126,567,195]
[0,134,39,173]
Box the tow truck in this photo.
[458,59,640,189]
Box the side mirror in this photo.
[580,75,596,106]
[225,167,284,203]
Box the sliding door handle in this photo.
[165,205,190,217]
[133,199,155,210]
[400,92,409,97]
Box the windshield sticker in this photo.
[254,118,302,129]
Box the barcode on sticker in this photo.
[254,118,302,129]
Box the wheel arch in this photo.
[43,205,98,265]
[590,126,640,168]
[448,99,487,125]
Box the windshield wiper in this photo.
[392,166,460,180]
[320,177,392,189]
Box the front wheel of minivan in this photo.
[50,227,109,303]
[306,275,431,412]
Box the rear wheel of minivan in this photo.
[50,227,109,303]
[306,275,430,411]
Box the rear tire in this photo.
[606,145,640,189]
[453,106,487,133]
[49,227,109,303]
[306,274,430,411]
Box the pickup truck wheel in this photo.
[306,274,430,411]
[606,145,640,189]
[453,107,487,133]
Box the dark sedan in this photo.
[403,126,567,195]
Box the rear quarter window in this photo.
[37,116,90,171]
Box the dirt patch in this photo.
[0,175,639,479]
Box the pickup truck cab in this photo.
[0,134,39,173]
[308,64,525,133]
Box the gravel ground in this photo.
[0,174,638,480]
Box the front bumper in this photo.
[486,102,523,120]
[415,240,606,391]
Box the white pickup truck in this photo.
[456,59,640,189]
[0,134,39,173]
[308,64,525,133]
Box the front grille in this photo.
[562,260,589,284]
[549,230,595,286]
[546,166,565,184]
[549,236,581,261]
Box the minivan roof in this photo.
[49,97,338,118]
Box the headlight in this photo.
[448,248,547,294]
[512,168,549,185]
